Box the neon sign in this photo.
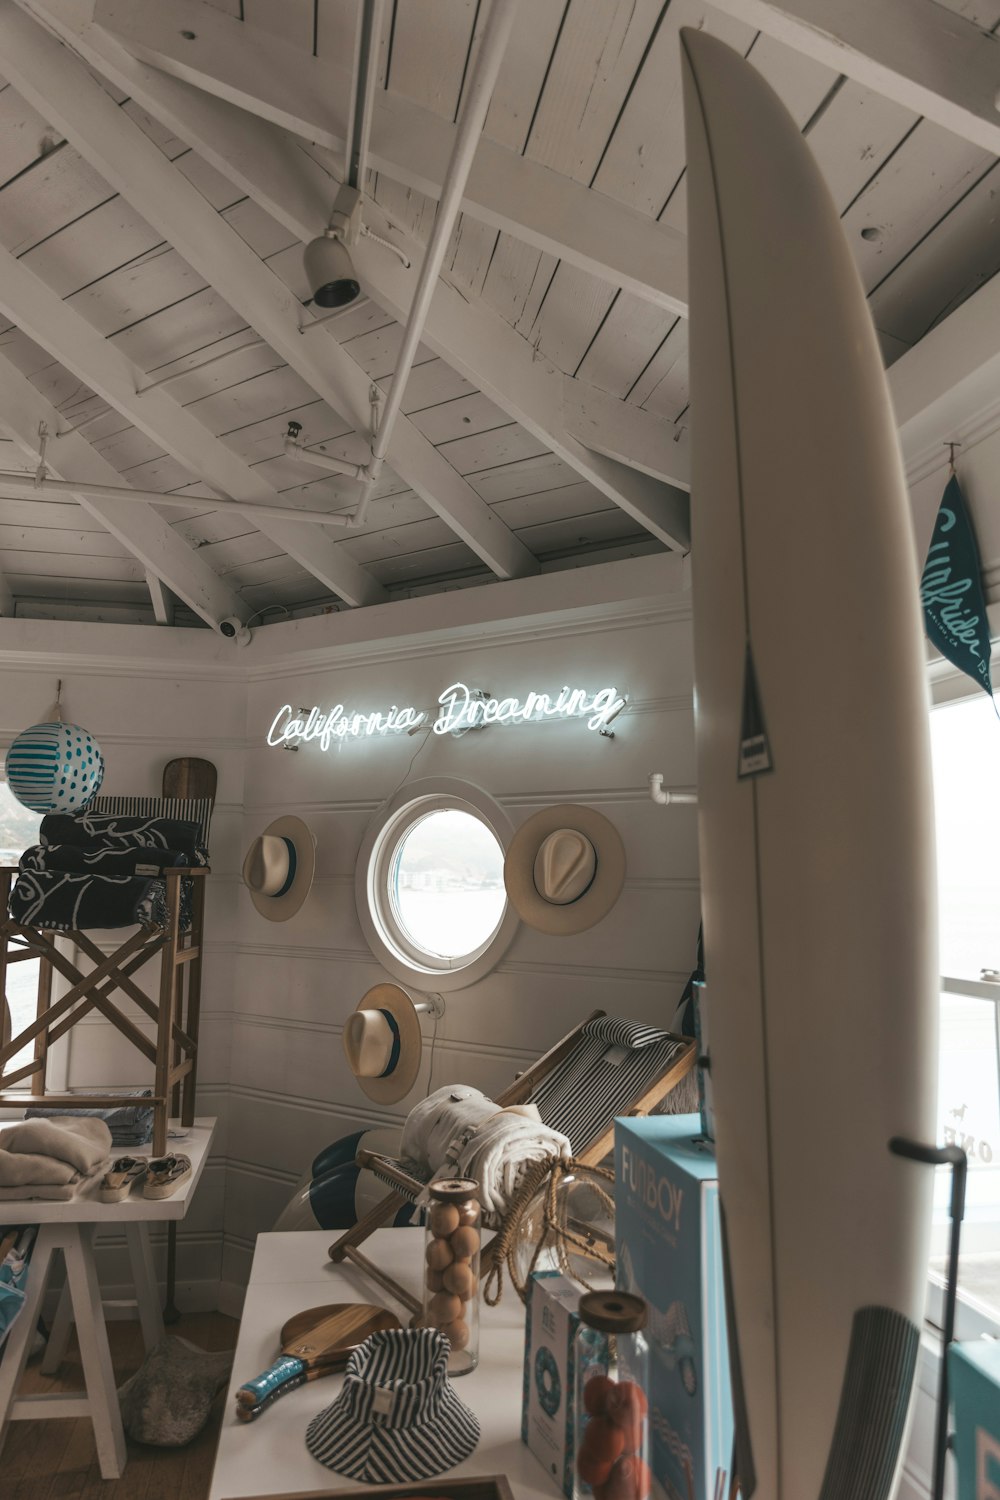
[266,682,626,751]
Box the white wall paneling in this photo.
[0,555,696,1307]
[0,624,242,1309]
[230,558,698,1285]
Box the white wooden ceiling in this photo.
[0,0,997,629]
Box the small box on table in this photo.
[522,1270,604,1498]
[614,1113,733,1500]
[951,1337,1000,1498]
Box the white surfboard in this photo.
[681,29,937,1500]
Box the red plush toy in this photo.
[576,1377,650,1500]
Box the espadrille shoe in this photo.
[98,1156,148,1203]
[142,1153,192,1199]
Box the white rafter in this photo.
[90,0,688,316]
[701,0,1000,158]
[0,354,249,629]
[889,269,1000,469]
[144,571,174,626]
[0,248,387,610]
[0,1,537,583]
[8,0,691,545]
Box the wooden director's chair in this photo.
[0,865,207,1157]
[329,1010,697,1315]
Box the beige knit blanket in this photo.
[0,1116,112,1173]
[0,1163,109,1201]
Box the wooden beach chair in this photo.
[328,1011,697,1315]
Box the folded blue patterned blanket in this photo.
[8,812,207,932]
[39,812,207,859]
[21,844,195,876]
[9,869,192,933]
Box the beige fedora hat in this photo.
[343,983,423,1104]
[242,815,316,921]
[504,804,626,936]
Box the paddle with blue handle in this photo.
[236,1303,400,1420]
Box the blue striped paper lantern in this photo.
[7,720,105,814]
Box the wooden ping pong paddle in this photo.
[162,757,218,803]
[236,1303,401,1416]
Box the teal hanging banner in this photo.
[921,474,993,700]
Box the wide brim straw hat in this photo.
[342,983,423,1104]
[503,803,626,936]
[241,815,316,921]
[306,1328,479,1481]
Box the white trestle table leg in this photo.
[61,1223,127,1477]
[125,1223,164,1352]
[0,1224,128,1478]
[40,1280,73,1375]
[0,1224,57,1455]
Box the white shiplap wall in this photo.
[226,554,698,1293]
[0,621,244,1307]
[0,554,698,1307]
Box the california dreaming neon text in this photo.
[266,681,625,749]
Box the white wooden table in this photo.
[211,1228,559,1500]
[0,1116,216,1479]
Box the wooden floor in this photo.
[2,1312,239,1500]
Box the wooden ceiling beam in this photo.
[10,0,689,547]
[0,248,387,609]
[0,353,250,630]
[89,0,688,315]
[1,0,536,583]
[704,0,1000,158]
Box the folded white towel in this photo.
[0,1149,78,1188]
[450,1110,571,1216]
[402,1084,571,1216]
[402,1085,497,1172]
[0,1116,112,1174]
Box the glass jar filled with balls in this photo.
[574,1292,651,1500]
[422,1177,481,1375]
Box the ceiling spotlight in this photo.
[304,186,362,309]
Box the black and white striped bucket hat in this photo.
[305,1327,480,1481]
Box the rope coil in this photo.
[483,1157,615,1307]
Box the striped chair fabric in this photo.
[90,795,214,846]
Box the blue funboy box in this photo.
[951,1338,1000,1499]
[614,1114,733,1500]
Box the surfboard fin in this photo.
[737,644,772,779]
[818,1304,919,1500]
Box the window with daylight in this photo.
[0,777,43,1081]
[357,778,520,991]
[929,690,1000,1333]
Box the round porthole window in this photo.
[356,777,519,991]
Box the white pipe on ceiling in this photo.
[23,1,521,544]
[346,0,384,190]
[0,471,359,528]
[353,0,520,526]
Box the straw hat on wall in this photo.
[242,815,316,921]
[342,983,424,1104]
[503,804,626,936]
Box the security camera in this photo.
[219,616,252,647]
